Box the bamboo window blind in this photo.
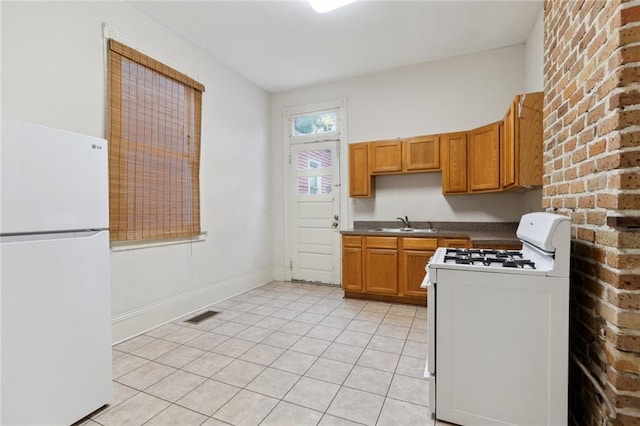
[108,39,205,242]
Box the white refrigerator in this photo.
[1,118,112,425]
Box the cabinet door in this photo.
[400,249,433,298]
[369,141,402,174]
[517,92,543,187]
[501,100,517,189]
[349,143,372,197]
[364,248,398,295]
[342,246,363,292]
[403,135,440,172]
[469,122,500,192]
[441,132,468,194]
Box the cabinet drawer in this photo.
[473,242,522,250]
[403,238,438,250]
[365,236,398,249]
[440,238,470,248]
[343,235,362,247]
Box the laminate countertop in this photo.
[341,221,521,247]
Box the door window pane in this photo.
[291,111,337,137]
[297,176,333,195]
[296,149,332,170]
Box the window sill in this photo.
[110,231,207,252]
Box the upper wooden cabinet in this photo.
[441,132,468,194]
[403,135,440,172]
[468,122,501,192]
[443,122,503,195]
[502,101,517,188]
[348,91,542,197]
[349,142,373,198]
[369,141,403,174]
[349,135,440,196]
[368,135,440,175]
[501,91,543,190]
[441,91,543,195]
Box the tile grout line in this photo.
[102,282,428,426]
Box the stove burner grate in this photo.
[443,248,535,269]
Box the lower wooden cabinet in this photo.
[400,238,437,298]
[342,235,470,305]
[342,236,363,291]
[364,237,399,295]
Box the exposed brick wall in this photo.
[543,1,640,425]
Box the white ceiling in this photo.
[129,0,543,93]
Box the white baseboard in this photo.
[111,267,273,344]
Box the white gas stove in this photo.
[422,212,570,425]
[426,211,570,277]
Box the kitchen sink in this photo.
[374,227,439,233]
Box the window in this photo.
[107,40,205,242]
[290,110,338,137]
[308,160,321,194]
[295,149,333,195]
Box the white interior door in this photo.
[290,141,340,284]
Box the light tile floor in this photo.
[83,281,434,426]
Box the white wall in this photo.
[524,7,544,93]
[523,6,545,211]
[1,2,273,342]
[270,45,543,274]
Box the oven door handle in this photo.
[420,268,430,289]
[427,271,436,376]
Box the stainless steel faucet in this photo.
[396,216,411,228]
[427,221,432,230]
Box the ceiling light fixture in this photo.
[307,0,355,14]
